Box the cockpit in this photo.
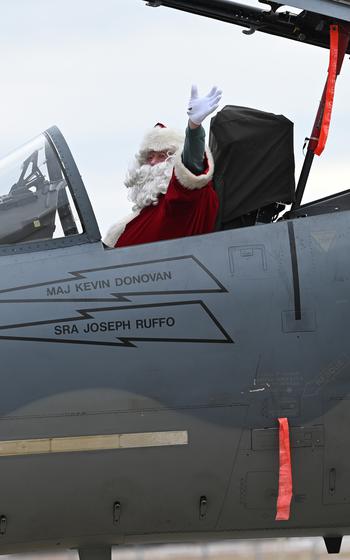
[0,134,82,244]
[0,116,349,255]
[0,127,100,254]
[0,1,349,256]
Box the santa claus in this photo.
[104,85,222,248]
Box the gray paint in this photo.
[285,0,350,22]
[0,2,349,558]
[0,137,350,558]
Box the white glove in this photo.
[187,85,222,125]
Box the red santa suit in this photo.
[104,125,218,248]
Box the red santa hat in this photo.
[137,123,184,164]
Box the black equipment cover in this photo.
[209,105,296,229]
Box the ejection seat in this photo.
[0,134,78,245]
[209,105,296,230]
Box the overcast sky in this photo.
[0,0,349,239]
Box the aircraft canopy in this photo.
[145,1,350,52]
[0,127,100,253]
[0,133,83,244]
[284,0,350,22]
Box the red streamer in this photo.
[314,25,339,156]
[275,417,293,521]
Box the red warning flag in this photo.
[275,417,293,521]
[314,25,339,156]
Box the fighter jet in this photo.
[0,1,349,559]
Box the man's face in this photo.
[146,150,171,166]
[126,148,176,210]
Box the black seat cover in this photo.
[209,105,296,229]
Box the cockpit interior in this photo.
[0,114,348,254]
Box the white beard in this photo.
[124,156,175,212]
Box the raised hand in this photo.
[187,85,222,126]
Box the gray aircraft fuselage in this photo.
[0,191,349,556]
[1,1,350,558]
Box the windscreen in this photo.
[0,134,82,245]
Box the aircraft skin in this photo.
[0,180,349,558]
[0,1,349,558]
[286,0,350,22]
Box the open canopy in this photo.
[286,0,350,22]
[144,0,350,52]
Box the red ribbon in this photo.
[314,25,339,156]
[275,417,293,521]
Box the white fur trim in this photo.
[103,210,140,247]
[174,146,214,190]
[138,127,184,162]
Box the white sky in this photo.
[0,0,348,240]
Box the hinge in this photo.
[113,501,121,524]
[199,496,208,519]
[0,516,7,535]
[329,468,336,495]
